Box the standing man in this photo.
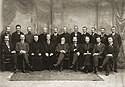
[1,26,12,42]
[39,27,48,43]
[60,26,71,44]
[11,25,24,49]
[70,37,81,69]
[100,28,108,45]
[25,26,34,44]
[108,26,122,72]
[90,27,99,45]
[51,27,60,46]
[92,37,105,73]
[71,25,81,44]
[81,26,90,44]
[16,34,32,73]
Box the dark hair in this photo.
[82,26,87,29]
[16,25,21,28]
[111,26,116,29]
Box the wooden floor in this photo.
[0,69,125,87]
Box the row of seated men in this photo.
[1,25,122,76]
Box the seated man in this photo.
[70,37,81,69]
[100,37,119,76]
[80,36,93,73]
[16,34,32,73]
[29,34,43,70]
[92,36,105,73]
[43,34,56,71]
[54,37,69,67]
[1,36,18,72]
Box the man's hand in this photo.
[11,51,16,53]
[20,50,26,54]
[107,54,113,57]
[76,52,80,56]
[31,53,34,55]
[38,53,41,56]
[50,53,53,56]
[84,53,87,55]
[62,50,66,53]
[45,53,49,57]
[74,49,77,52]
[93,53,99,56]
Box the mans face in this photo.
[61,37,65,44]
[111,27,116,33]
[54,27,58,33]
[91,28,95,34]
[46,34,51,40]
[82,27,87,33]
[16,26,21,32]
[85,37,90,43]
[108,37,113,44]
[43,27,47,33]
[74,26,78,32]
[6,27,10,33]
[4,36,9,42]
[100,28,105,34]
[73,37,77,43]
[34,36,38,42]
[20,35,25,41]
[27,27,32,33]
[96,37,101,43]
[63,27,67,33]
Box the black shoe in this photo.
[114,70,118,73]
[80,66,85,70]
[105,72,109,76]
[22,69,26,73]
[70,65,74,69]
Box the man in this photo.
[43,34,56,71]
[11,25,24,49]
[25,26,34,44]
[108,26,122,72]
[92,36,105,73]
[70,37,81,69]
[81,26,90,44]
[16,34,32,73]
[80,36,93,73]
[39,27,48,43]
[1,36,18,72]
[51,27,60,46]
[60,26,70,44]
[54,37,69,66]
[100,37,119,76]
[1,26,11,42]
[29,34,43,70]
[71,25,81,44]
[100,28,108,45]
[90,27,99,45]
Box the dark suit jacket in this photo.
[81,43,93,54]
[70,43,81,53]
[29,40,44,55]
[1,41,14,54]
[81,33,90,44]
[38,33,47,43]
[70,32,81,44]
[90,33,99,45]
[25,33,34,44]
[11,31,24,48]
[60,33,70,44]
[43,41,56,54]
[93,43,105,58]
[99,34,108,45]
[56,43,69,53]
[108,33,122,48]
[104,44,119,58]
[15,42,29,54]
[51,34,60,45]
